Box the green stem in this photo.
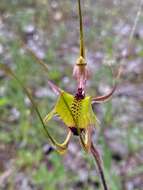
[78,0,85,58]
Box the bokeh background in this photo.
[0,0,143,190]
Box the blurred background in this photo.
[0,0,143,190]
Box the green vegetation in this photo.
[0,0,143,190]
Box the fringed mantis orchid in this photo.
[0,0,124,190]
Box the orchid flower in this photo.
[0,1,122,190]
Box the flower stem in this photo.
[91,142,109,190]
[78,0,85,58]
